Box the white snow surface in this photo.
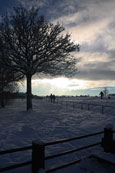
[0,97,115,172]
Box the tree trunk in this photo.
[0,85,5,108]
[26,74,32,110]
[0,92,5,108]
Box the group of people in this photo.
[50,94,56,103]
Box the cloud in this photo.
[74,51,115,81]
[1,0,115,93]
[76,69,115,81]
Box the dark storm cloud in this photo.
[16,0,81,20]
[0,0,115,84]
[76,69,115,81]
[81,37,108,53]
[75,54,115,81]
[0,0,107,19]
[0,0,80,21]
[0,0,114,23]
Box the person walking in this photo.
[100,91,104,99]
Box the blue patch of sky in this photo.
[0,0,19,15]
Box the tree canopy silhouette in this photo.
[0,7,79,110]
[0,33,23,107]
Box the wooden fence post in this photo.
[32,141,45,173]
[102,126,113,152]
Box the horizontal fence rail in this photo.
[45,141,101,160]
[45,129,115,173]
[46,158,82,173]
[44,131,104,173]
[0,145,32,155]
[0,128,114,173]
[45,131,104,146]
[54,99,115,114]
[0,161,32,172]
[0,145,33,172]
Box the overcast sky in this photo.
[0,0,115,96]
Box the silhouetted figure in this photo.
[52,94,56,103]
[50,94,53,102]
[100,91,104,99]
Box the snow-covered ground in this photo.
[0,97,115,172]
[56,96,115,115]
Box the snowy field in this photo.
[56,96,115,115]
[0,97,115,172]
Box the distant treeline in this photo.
[0,92,43,107]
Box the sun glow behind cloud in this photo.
[20,77,94,96]
[19,77,115,96]
[33,77,86,89]
[2,0,115,96]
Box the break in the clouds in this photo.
[0,0,115,95]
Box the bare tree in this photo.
[0,36,23,107]
[1,7,79,110]
[0,62,23,107]
[103,87,109,96]
[0,66,22,107]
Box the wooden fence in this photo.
[0,145,32,172]
[0,128,114,172]
[54,99,115,114]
